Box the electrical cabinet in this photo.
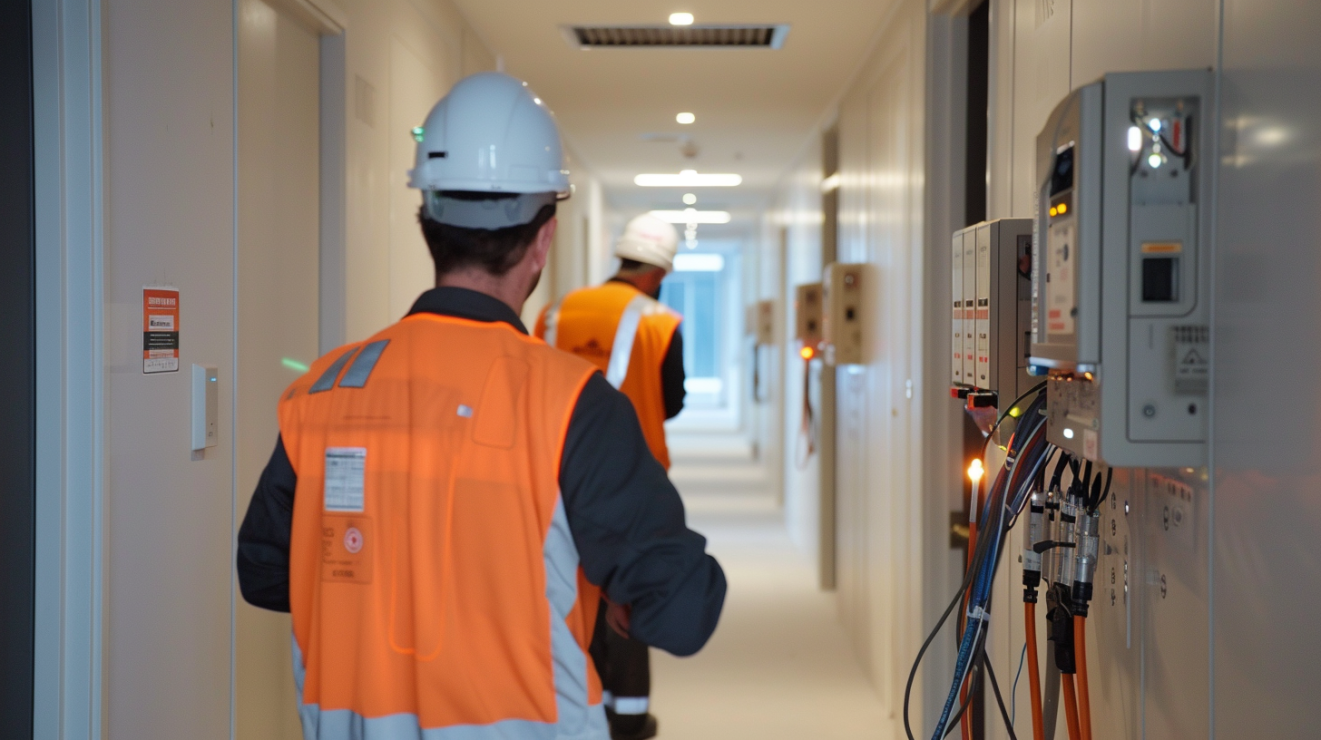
[1031,70,1212,467]
[950,219,1033,402]
[795,282,824,350]
[822,263,865,366]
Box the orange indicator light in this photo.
[800,346,816,360]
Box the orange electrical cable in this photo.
[1075,615,1093,740]
[1061,673,1083,740]
[1025,602,1046,740]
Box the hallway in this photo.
[654,436,890,740]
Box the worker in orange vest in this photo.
[534,214,684,740]
[236,72,725,740]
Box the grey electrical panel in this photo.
[1031,70,1212,468]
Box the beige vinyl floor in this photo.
[649,436,890,739]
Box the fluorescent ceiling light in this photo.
[674,253,725,272]
[676,112,696,125]
[650,208,731,224]
[669,12,695,26]
[635,171,743,187]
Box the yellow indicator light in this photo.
[800,346,816,360]
[1058,202,1067,215]
[1008,406,1022,418]
[1049,206,1058,217]
[968,458,985,484]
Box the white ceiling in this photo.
[449,0,897,230]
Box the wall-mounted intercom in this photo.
[753,299,776,346]
[1031,70,1212,467]
[192,364,218,451]
[795,282,824,352]
[823,263,865,366]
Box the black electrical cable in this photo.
[984,652,1019,740]
[984,382,1047,444]
[1089,467,1114,514]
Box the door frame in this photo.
[2,1,36,734]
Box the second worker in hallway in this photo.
[535,214,686,740]
[236,72,725,740]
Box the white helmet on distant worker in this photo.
[615,214,680,274]
[408,72,571,229]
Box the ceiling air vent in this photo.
[563,25,790,49]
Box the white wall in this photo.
[769,152,824,561]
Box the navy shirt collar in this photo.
[406,287,529,335]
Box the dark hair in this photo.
[618,258,663,274]
[418,200,556,277]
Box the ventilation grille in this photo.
[565,25,790,49]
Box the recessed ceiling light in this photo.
[683,193,697,205]
[669,12,695,26]
[635,171,743,187]
[676,112,696,125]
[650,208,731,224]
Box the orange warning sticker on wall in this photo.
[143,287,180,374]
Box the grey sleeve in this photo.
[559,373,726,657]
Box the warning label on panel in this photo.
[143,287,180,374]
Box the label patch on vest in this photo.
[324,447,366,512]
[321,515,373,584]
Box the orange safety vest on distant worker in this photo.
[535,282,682,469]
[277,313,607,739]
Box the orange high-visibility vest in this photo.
[535,282,682,469]
[278,313,606,738]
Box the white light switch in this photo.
[192,364,218,451]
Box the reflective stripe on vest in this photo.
[279,315,607,740]
[603,295,650,389]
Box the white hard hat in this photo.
[408,72,571,229]
[615,214,680,273]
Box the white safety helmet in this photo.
[408,72,571,230]
[615,214,680,274]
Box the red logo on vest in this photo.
[344,527,364,554]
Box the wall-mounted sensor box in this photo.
[753,299,776,346]
[951,220,1033,402]
[1031,70,1211,467]
[795,282,824,349]
[823,263,865,366]
[192,364,218,451]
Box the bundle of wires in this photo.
[903,386,1056,740]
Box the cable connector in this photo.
[1072,510,1101,616]
[1056,499,1079,588]
[1023,489,1045,601]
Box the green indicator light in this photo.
[1008,406,1022,418]
[411,126,425,143]
[282,358,310,373]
